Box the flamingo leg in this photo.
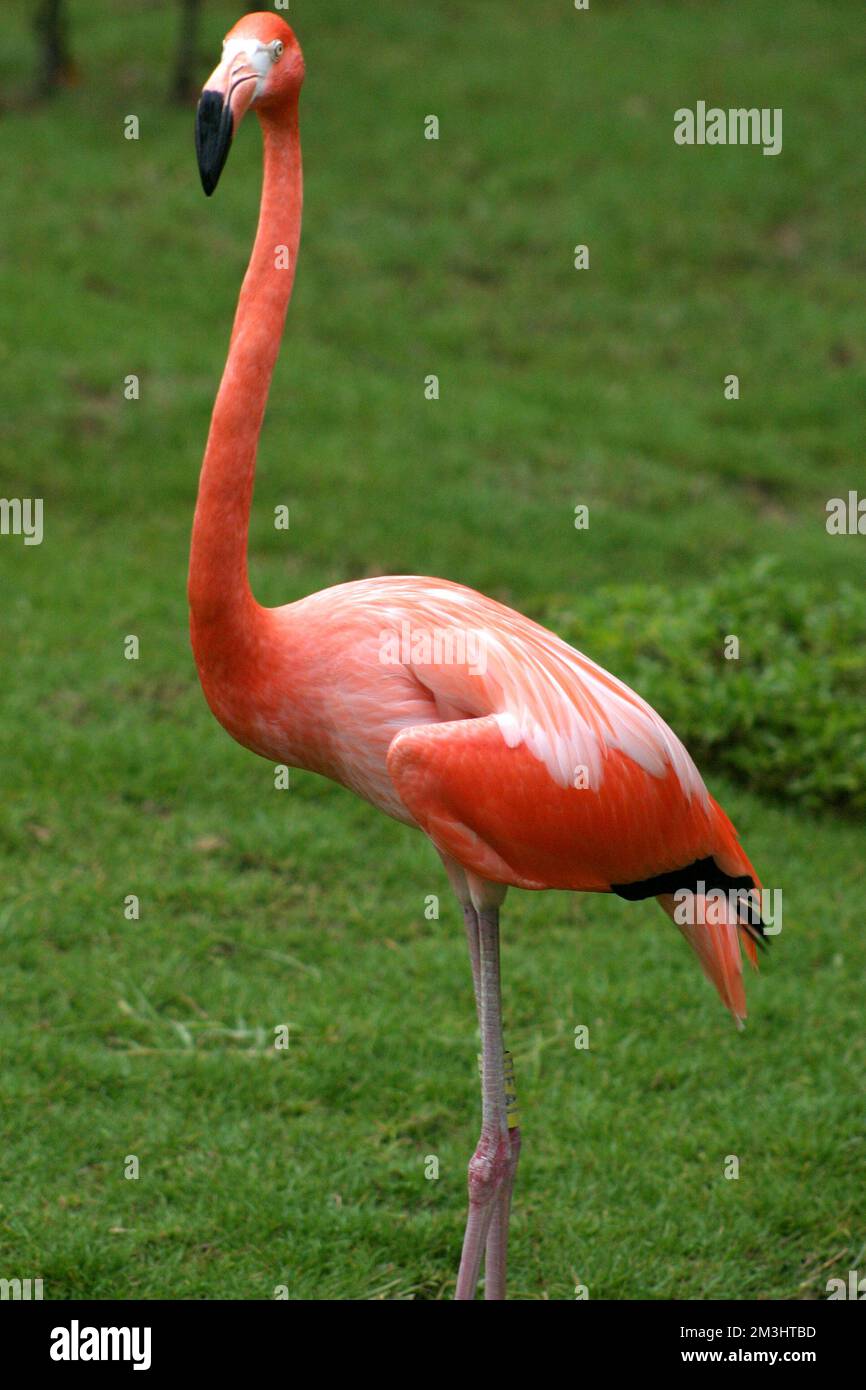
[462,904,482,1024]
[483,1123,521,1300]
[460,905,522,1300]
[455,906,513,1300]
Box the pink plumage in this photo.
[190,13,764,1299]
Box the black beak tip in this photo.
[195,89,233,198]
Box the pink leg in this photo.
[460,905,522,1300]
[455,907,513,1301]
[462,904,482,1021]
[483,1126,521,1300]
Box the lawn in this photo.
[0,0,863,1299]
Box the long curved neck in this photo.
[189,102,302,631]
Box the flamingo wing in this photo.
[381,582,713,886]
[382,582,763,1019]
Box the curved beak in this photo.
[195,54,259,196]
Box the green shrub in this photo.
[545,560,866,816]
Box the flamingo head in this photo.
[195,12,304,196]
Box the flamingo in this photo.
[189,12,766,1301]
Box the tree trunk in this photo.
[34,0,75,98]
[170,0,203,104]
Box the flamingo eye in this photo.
[271,41,284,61]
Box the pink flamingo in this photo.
[190,13,765,1300]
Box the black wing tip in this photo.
[738,912,770,952]
[733,890,771,952]
[613,855,771,951]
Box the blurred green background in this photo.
[0,0,863,1299]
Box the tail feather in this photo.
[706,795,766,974]
[657,891,749,1026]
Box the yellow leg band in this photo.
[477,1049,520,1130]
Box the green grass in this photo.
[0,0,863,1299]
